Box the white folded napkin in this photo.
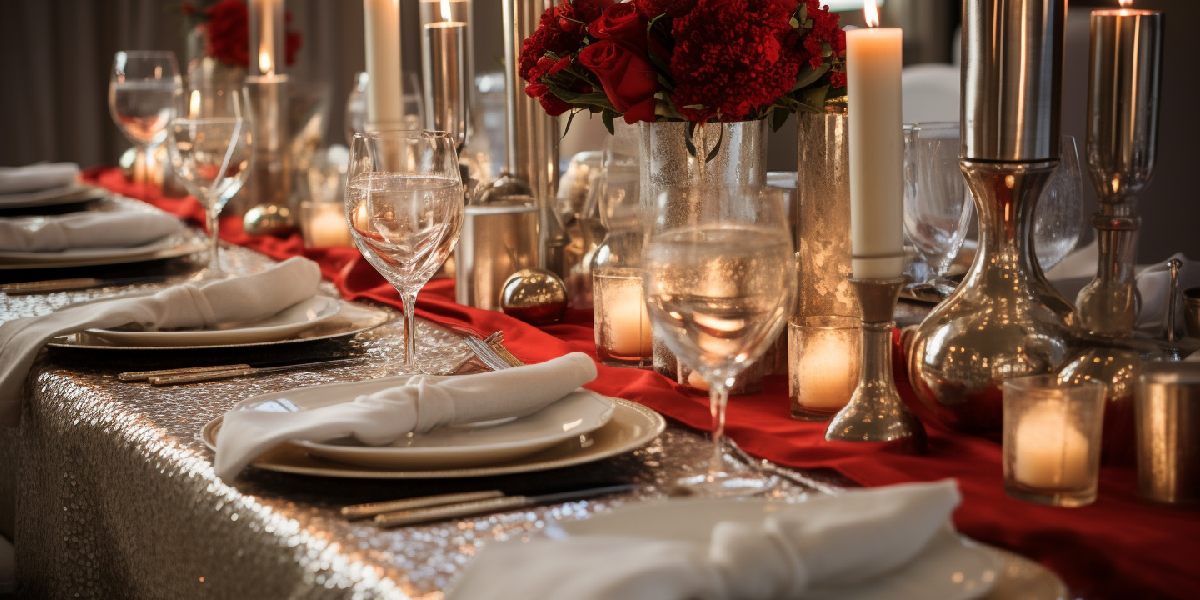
[0,257,321,426]
[1047,241,1198,329]
[0,211,183,252]
[0,163,79,194]
[450,480,961,600]
[214,352,598,479]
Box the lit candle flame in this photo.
[440,0,453,21]
[188,89,201,117]
[258,50,274,75]
[1119,0,1133,6]
[864,0,880,28]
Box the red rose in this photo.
[577,39,658,123]
[203,0,302,69]
[574,0,615,22]
[588,3,648,51]
[634,0,696,19]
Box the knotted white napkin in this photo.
[214,352,598,479]
[0,163,79,194]
[0,257,321,426]
[0,211,183,252]
[450,480,961,600]
[1047,241,1198,329]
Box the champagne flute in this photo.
[168,85,253,278]
[346,130,464,371]
[108,51,181,194]
[643,188,796,496]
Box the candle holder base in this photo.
[826,276,926,447]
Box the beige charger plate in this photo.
[201,399,666,479]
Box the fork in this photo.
[464,333,524,371]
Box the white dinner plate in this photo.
[0,185,106,209]
[200,398,665,479]
[0,232,205,269]
[553,498,1067,600]
[227,377,615,468]
[84,295,343,347]
[49,301,390,352]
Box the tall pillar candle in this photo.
[249,0,284,76]
[420,0,470,149]
[363,0,405,126]
[846,2,905,278]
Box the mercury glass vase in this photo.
[639,120,767,382]
[907,160,1077,433]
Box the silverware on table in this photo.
[119,364,253,382]
[372,484,636,528]
[723,437,839,496]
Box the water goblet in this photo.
[643,187,796,496]
[167,84,252,278]
[346,130,464,371]
[903,122,973,296]
[109,51,182,194]
[1035,136,1085,271]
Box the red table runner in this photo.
[86,168,1198,599]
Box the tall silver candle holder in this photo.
[1076,5,1163,337]
[420,0,471,150]
[827,274,925,446]
[459,0,562,311]
[243,0,294,235]
[907,0,1075,433]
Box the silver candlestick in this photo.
[1076,6,1163,337]
[420,0,471,150]
[827,275,925,446]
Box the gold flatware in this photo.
[373,484,636,528]
[1,275,177,295]
[148,358,361,386]
[341,490,505,521]
[119,364,253,382]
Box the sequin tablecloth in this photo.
[3,245,826,598]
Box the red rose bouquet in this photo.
[520,0,846,130]
[181,0,302,70]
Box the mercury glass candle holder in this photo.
[593,267,653,367]
[299,201,352,248]
[789,316,861,420]
[1003,375,1107,507]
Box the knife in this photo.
[373,484,637,528]
[148,358,362,386]
[1,274,178,295]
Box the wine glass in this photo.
[346,130,464,371]
[643,187,796,496]
[1035,136,1085,271]
[903,122,973,295]
[168,85,253,278]
[108,51,181,194]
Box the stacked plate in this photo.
[51,298,390,352]
[201,378,665,478]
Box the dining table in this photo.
[1,167,1197,599]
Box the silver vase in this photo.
[639,120,767,381]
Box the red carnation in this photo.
[577,39,659,124]
[588,3,649,51]
[519,2,587,82]
[525,82,571,116]
[669,0,800,121]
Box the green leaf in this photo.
[792,64,831,92]
[602,111,615,135]
[799,85,831,112]
[771,107,790,132]
[563,109,580,138]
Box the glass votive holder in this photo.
[1002,375,1107,507]
[299,201,353,248]
[593,267,652,367]
[789,316,861,421]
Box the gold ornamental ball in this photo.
[500,268,568,325]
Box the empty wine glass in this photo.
[643,187,796,496]
[109,51,182,193]
[903,122,973,296]
[346,130,464,371]
[168,85,252,278]
[1035,136,1085,271]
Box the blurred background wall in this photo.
[0,0,1194,260]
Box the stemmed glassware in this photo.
[346,130,464,371]
[1035,136,1085,271]
[108,51,182,195]
[903,122,973,294]
[642,188,796,496]
[167,84,253,278]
